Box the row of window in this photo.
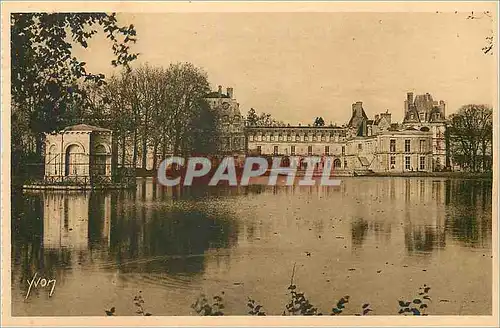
[256,145,347,156]
[389,139,428,153]
[221,137,245,149]
[249,135,344,142]
[390,155,426,170]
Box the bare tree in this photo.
[448,104,492,172]
[100,63,216,169]
[162,62,211,156]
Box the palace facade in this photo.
[125,87,449,174]
[208,87,448,173]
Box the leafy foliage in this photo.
[134,291,152,316]
[191,293,225,316]
[285,283,323,315]
[104,306,115,316]
[247,298,266,315]
[11,13,138,175]
[246,108,284,127]
[466,11,494,55]
[398,284,431,316]
[313,117,325,127]
[359,303,373,316]
[330,295,350,315]
[105,284,435,316]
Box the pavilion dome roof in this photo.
[62,124,111,132]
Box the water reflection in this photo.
[444,179,492,247]
[12,182,240,290]
[11,177,492,315]
[344,178,492,254]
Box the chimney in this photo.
[218,85,222,96]
[439,100,446,117]
[352,101,363,116]
[407,92,414,106]
[227,87,234,99]
[374,114,379,122]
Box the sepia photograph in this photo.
[1,1,498,326]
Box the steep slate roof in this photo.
[403,107,421,123]
[428,107,445,122]
[347,108,368,127]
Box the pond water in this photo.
[11,177,492,316]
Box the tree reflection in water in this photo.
[345,178,491,254]
[444,179,492,247]
[10,177,492,315]
[12,183,241,292]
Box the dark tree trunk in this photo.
[141,135,148,169]
[121,134,126,167]
[152,140,159,170]
[132,128,138,168]
[141,121,149,169]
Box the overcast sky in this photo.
[75,11,496,124]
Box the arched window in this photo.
[65,144,82,176]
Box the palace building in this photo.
[205,85,246,156]
[208,86,448,173]
[126,87,447,174]
[401,92,448,171]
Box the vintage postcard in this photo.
[1,1,498,327]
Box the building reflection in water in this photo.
[11,177,492,304]
[344,178,491,254]
[12,182,240,286]
[42,192,108,250]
